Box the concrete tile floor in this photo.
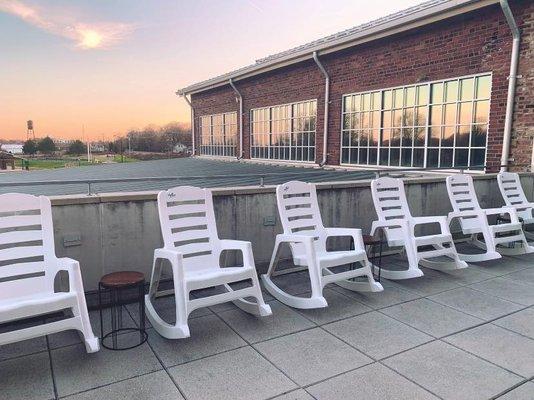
[2,253,534,399]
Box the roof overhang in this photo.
[176,0,499,96]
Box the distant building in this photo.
[52,138,74,151]
[90,143,106,153]
[178,0,533,172]
[173,143,188,153]
[1,144,23,154]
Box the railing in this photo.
[0,164,500,196]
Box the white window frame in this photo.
[198,112,237,157]
[340,72,492,170]
[249,99,317,163]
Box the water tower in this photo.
[27,120,35,140]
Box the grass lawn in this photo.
[17,158,95,170]
[112,154,137,163]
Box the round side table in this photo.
[98,271,148,350]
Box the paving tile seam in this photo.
[121,306,191,400]
[488,319,534,341]
[376,361,446,400]
[492,378,534,400]
[374,308,441,340]
[436,306,532,342]
[45,335,59,400]
[57,369,172,400]
[421,295,513,322]
[209,311,304,393]
[263,388,318,400]
[465,284,534,307]
[438,338,528,379]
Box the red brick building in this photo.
[178,0,533,172]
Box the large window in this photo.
[251,100,317,162]
[199,112,237,157]
[341,74,491,169]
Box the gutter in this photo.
[499,0,521,172]
[229,79,244,159]
[313,51,330,167]
[177,92,195,156]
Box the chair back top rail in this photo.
[0,193,57,300]
[157,186,219,271]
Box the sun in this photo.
[79,29,103,49]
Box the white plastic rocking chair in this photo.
[370,177,467,280]
[0,194,99,353]
[146,186,271,339]
[261,181,382,310]
[497,171,534,240]
[446,174,534,261]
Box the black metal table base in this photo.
[98,280,147,351]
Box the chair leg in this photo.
[457,233,501,262]
[72,296,100,353]
[145,256,190,339]
[230,274,272,317]
[261,238,327,309]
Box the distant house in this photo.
[90,143,106,153]
[1,144,23,154]
[0,151,16,169]
[173,143,188,153]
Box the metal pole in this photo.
[229,79,244,159]
[499,0,521,172]
[313,51,330,167]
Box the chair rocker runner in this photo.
[0,194,99,353]
[497,171,534,241]
[146,186,271,339]
[446,174,534,262]
[370,177,467,280]
[262,181,383,310]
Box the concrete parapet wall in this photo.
[49,174,534,291]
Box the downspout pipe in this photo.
[177,92,195,156]
[499,0,521,172]
[229,79,244,159]
[313,51,330,167]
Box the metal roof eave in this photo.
[176,0,498,96]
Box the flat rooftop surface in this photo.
[2,249,534,399]
[0,157,378,196]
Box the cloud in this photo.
[0,0,134,49]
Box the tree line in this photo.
[110,122,191,153]
[21,122,191,155]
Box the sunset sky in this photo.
[0,0,421,141]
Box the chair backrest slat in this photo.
[371,177,412,242]
[498,172,532,219]
[158,186,218,271]
[276,181,325,257]
[0,194,55,301]
[446,174,482,231]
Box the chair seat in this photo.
[185,266,255,291]
[0,291,77,324]
[414,233,452,247]
[294,249,366,269]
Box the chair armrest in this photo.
[55,257,86,294]
[218,240,255,269]
[484,207,520,223]
[411,216,449,233]
[154,248,185,280]
[324,228,365,250]
[275,233,316,244]
[219,239,251,251]
[447,210,482,224]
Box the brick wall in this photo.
[191,0,533,171]
[510,0,534,171]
